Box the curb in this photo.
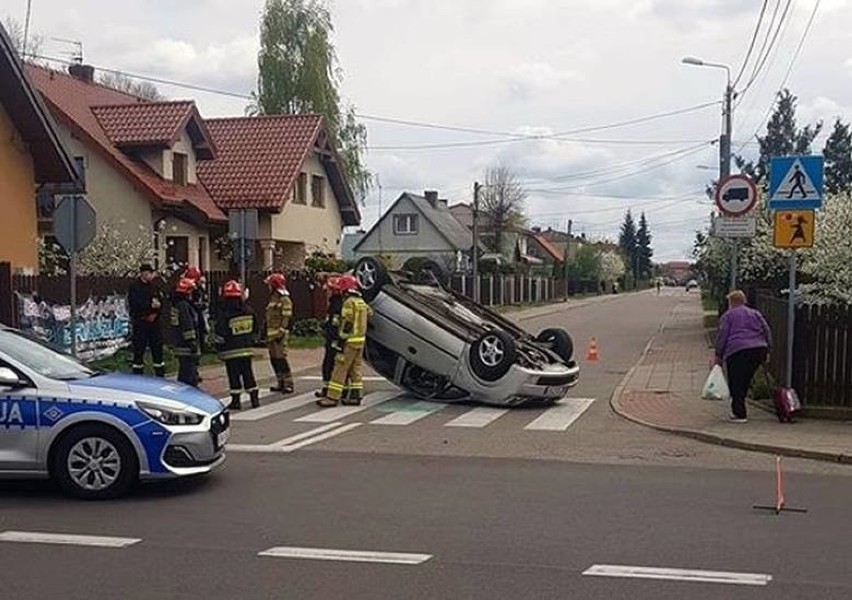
[608,302,852,465]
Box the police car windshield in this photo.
[0,330,96,380]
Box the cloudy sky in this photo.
[4,0,850,261]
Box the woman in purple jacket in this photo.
[715,290,772,423]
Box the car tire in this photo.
[355,257,389,302]
[536,328,574,362]
[469,330,517,382]
[51,424,139,500]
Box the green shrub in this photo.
[749,366,776,400]
[291,318,324,338]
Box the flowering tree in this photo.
[598,249,626,282]
[799,193,852,304]
[39,221,156,276]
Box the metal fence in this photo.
[756,294,852,408]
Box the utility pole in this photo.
[721,81,738,291]
[472,182,481,303]
[563,219,572,300]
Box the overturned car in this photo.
[354,257,580,407]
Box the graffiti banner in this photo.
[15,293,130,362]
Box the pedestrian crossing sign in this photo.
[768,155,824,210]
[773,210,815,249]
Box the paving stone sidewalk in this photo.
[611,295,852,464]
[197,347,324,398]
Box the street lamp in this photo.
[681,55,738,290]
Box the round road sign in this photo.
[715,174,758,216]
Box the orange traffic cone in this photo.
[586,338,599,362]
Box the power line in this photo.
[733,0,771,88]
[742,0,795,96]
[368,137,713,151]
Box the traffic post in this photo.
[53,195,97,357]
[228,209,259,289]
[713,174,757,291]
[770,155,824,392]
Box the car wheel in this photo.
[470,330,517,382]
[355,257,389,302]
[536,328,574,362]
[51,424,139,500]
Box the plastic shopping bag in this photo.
[701,365,731,401]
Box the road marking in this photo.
[444,406,509,428]
[0,531,141,549]
[296,391,401,423]
[219,390,274,406]
[298,376,387,382]
[370,400,447,425]
[272,423,347,447]
[230,391,318,422]
[524,398,595,431]
[258,545,432,565]
[279,423,363,452]
[582,565,772,586]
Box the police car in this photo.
[0,326,229,499]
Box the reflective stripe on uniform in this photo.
[219,349,254,360]
[327,382,345,393]
[346,336,366,344]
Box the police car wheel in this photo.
[51,424,139,500]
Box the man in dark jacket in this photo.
[169,278,201,386]
[315,275,346,398]
[128,263,165,376]
[214,280,260,411]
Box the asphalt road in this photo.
[2,289,850,599]
[1,453,850,599]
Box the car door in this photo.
[0,361,41,472]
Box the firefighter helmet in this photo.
[336,274,360,293]
[221,280,244,299]
[175,278,197,295]
[182,266,203,282]
[265,273,287,291]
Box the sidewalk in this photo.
[198,347,323,398]
[611,295,852,464]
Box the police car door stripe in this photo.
[444,406,509,428]
[258,545,432,565]
[523,398,595,431]
[295,391,400,423]
[0,531,141,548]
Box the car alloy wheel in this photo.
[470,329,517,382]
[67,437,122,492]
[357,261,377,290]
[479,334,505,367]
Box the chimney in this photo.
[437,198,448,209]
[68,63,95,84]
[424,190,439,208]
[532,226,541,234]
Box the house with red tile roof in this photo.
[198,114,361,270]
[25,63,224,272]
[0,25,81,274]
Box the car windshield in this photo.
[0,330,97,381]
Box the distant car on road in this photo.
[354,257,580,406]
[685,279,699,291]
[0,327,229,499]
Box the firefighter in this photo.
[128,263,165,376]
[317,274,372,407]
[169,278,201,386]
[264,272,294,394]
[214,280,260,411]
[181,266,209,351]
[315,275,347,398]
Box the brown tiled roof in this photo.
[25,65,224,222]
[199,115,360,226]
[531,233,564,262]
[92,101,193,147]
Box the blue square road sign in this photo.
[768,155,824,210]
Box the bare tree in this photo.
[3,16,43,57]
[99,72,165,101]
[481,165,527,257]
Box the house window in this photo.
[294,173,307,204]
[173,153,188,186]
[393,214,419,235]
[73,156,86,189]
[311,175,325,208]
[166,236,189,269]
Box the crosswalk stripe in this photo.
[523,398,594,431]
[279,423,363,452]
[259,545,432,565]
[230,391,318,422]
[369,401,447,426]
[219,390,275,405]
[444,406,509,428]
[0,531,141,548]
[295,391,401,423]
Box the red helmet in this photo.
[221,280,243,299]
[336,274,360,293]
[265,273,287,290]
[324,275,342,292]
[182,266,203,282]
[175,278,197,295]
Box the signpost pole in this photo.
[69,196,78,357]
[785,251,796,389]
[730,239,738,290]
[240,209,247,289]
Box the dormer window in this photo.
[173,153,188,186]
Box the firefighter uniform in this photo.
[215,283,260,410]
[321,290,372,406]
[317,292,344,398]
[168,283,200,387]
[128,265,165,376]
[265,290,294,394]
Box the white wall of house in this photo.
[269,152,344,257]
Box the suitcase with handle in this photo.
[773,387,801,423]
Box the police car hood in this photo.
[69,374,223,415]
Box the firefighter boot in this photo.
[228,394,242,411]
[314,386,328,398]
[250,389,261,409]
[342,389,362,407]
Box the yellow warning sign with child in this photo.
[772,210,815,249]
